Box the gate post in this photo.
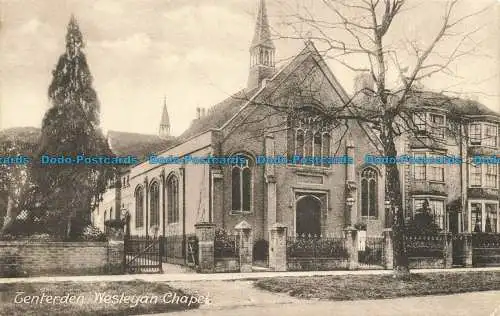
[235,221,253,273]
[441,232,453,269]
[158,236,165,273]
[383,229,393,270]
[269,223,287,271]
[344,228,358,270]
[195,222,216,273]
[463,233,473,267]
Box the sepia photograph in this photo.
[0,0,499,315]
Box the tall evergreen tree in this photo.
[32,16,114,239]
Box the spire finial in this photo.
[159,96,171,138]
[251,0,274,49]
[247,0,276,90]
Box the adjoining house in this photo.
[92,0,500,264]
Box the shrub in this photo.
[82,225,107,242]
[354,222,367,231]
[104,219,125,229]
[406,212,442,235]
[214,228,238,258]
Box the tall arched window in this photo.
[231,155,253,214]
[167,175,179,223]
[135,186,144,228]
[149,181,160,228]
[296,129,304,157]
[322,133,331,166]
[313,132,322,165]
[361,167,378,218]
[304,130,313,156]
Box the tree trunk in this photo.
[0,194,16,235]
[382,128,410,276]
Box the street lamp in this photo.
[346,196,355,228]
[384,199,392,228]
[121,207,130,237]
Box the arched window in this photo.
[322,133,331,166]
[295,129,304,157]
[135,186,144,228]
[167,175,179,223]
[361,167,378,218]
[231,155,253,213]
[304,130,313,156]
[313,132,322,166]
[149,181,160,228]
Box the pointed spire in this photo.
[161,96,169,126]
[159,96,171,139]
[251,0,274,49]
[247,0,276,90]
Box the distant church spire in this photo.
[159,96,171,139]
[247,0,275,91]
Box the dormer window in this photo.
[469,122,498,147]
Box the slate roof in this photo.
[406,90,499,117]
[175,88,258,143]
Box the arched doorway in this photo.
[296,195,322,236]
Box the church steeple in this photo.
[159,96,171,139]
[247,0,275,91]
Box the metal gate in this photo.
[452,234,466,267]
[124,235,163,273]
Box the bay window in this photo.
[469,201,499,233]
[469,122,499,147]
[469,163,498,189]
[413,198,445,229]
[413,153,445,182]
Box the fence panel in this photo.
[286,234,348,271]
[472,233,500,267]
[404,234,446,269]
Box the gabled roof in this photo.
[107,130,174,160]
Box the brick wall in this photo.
[0,241,123,277]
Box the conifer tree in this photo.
[32,16,114,239]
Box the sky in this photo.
[0,0,499,136]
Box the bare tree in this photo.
[223,0,494,275]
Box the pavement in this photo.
[2,265,500,316]
[1,265,500,284]
[150,290,500,316]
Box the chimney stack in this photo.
[196,107,201,119]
